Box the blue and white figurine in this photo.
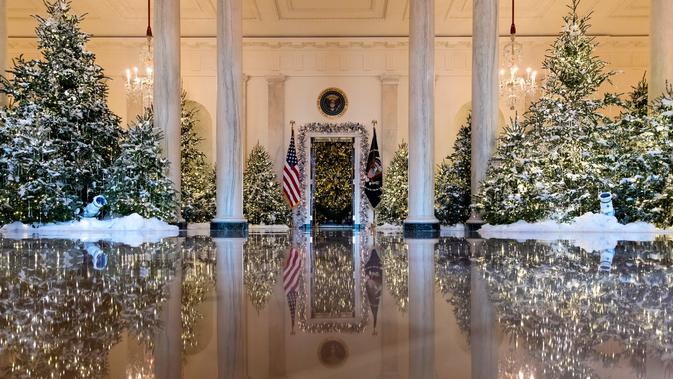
[598,192,615,217]
[599,248,615,272]
[84,242,108,271]
[76,195,107,218]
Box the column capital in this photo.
[266,74,287,84]
[379,73,400,85]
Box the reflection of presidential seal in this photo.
[318,339,349,368]
[318,88,348,117]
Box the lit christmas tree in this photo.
[106,108,178,222]
[0,0,122,223]
[479,117,546,224]
[435,115,471,225]
[180,92,216,223]
[243,143,290,225]
[480,0,619,223]
[377,143,408,225]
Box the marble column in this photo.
[0,0,7,107]
[469,243,498,379]
[408,239,437,379]
[212,0,248,234]
[469,0,498,225]
[215,238,247,379]
[154,0,182,217]
[380,74,399,168]
[154,265,183,379]
[267,75,287,177]
[405,0,439,237]
[649,0,673,102]
[242,74,250,156]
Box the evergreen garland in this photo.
[106,108,178,222]
[0,0,122,223]
[435,115,472,225]
[243,143,290,225]
[377,143,408,225]
[180,92,216,223]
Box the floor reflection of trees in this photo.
[0,238,180,379]
[434,238,471,337]
[479,239,673,379]
[243,234,288,312]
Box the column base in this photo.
[466,208,486,232]
[171,221,188,230]
[403,222,440,239]
[210,221,249,238]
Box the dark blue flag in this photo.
[365,128,383,208]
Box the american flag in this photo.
[283,129,301,208]
[283,247,302,334]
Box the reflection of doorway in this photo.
[310,138,354,226]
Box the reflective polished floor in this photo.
[0,231,672,378]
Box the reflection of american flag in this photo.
[283,248,302,294]
[283,129,301,208]
[283,248,302,334]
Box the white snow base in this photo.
[479,212,671,252]
[0,213,178,247]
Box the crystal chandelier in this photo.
[125,0,154,108]
[499,0,538,111]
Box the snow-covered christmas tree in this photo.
[0,0,122,223]
[478,117,545,224]
[180,92,216,223]
[480,0,619,223]
[435,115,471,225]
[243,143,290,225]
[377,143,408,225]
[106,109,178,222]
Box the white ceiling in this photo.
[6,0,649,38]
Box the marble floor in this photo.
[0,231,671,378]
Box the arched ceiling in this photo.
[7,0,649,38]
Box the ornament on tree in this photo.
[435,115,472,225]
[105,108,178,222]
[243,143,290,225]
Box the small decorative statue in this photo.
[598,192,615,217]
[599,249,615,272]
[84,242,108,271]
[75,195,108,218]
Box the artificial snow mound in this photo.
[479,212,669,252]
[0,213,178,247]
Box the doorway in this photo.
[310,137,355,227]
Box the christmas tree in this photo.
[480,0,618,223]
[0,0,122,223]
[640,85,673,226]
[180,92,216,223]
[106,108,178,222]
[435,115,471,225]
[478,117,546,224]
[243,143,290,225]
[377,143,408,225]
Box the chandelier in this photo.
[125,0,154,108]
[499,0,538,111]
